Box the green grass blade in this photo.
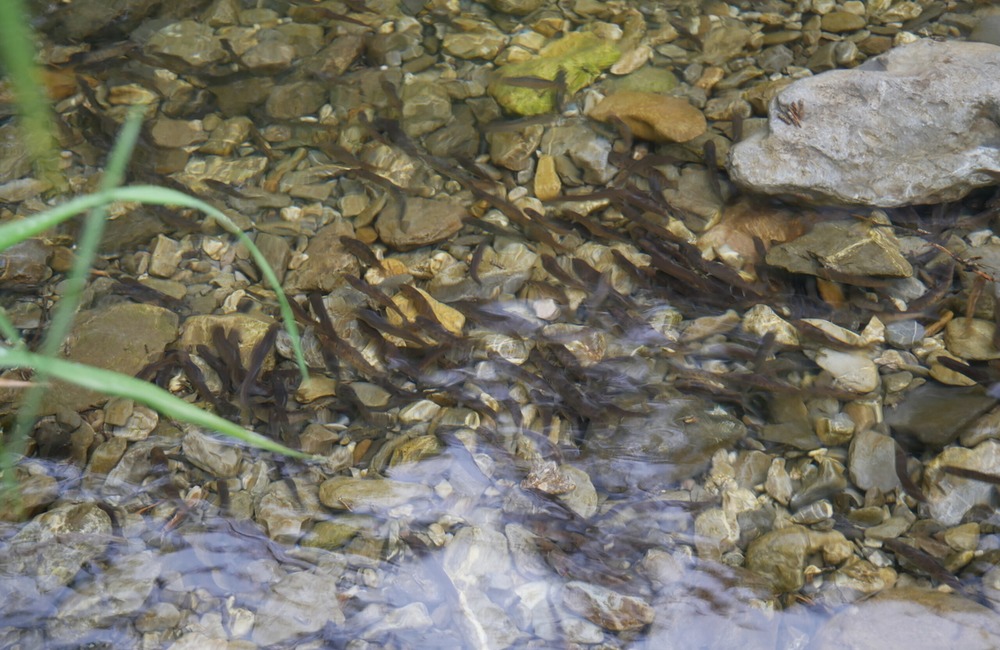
[0,192,113,251]
[39,107,144,357]
[0,185,308,380]
[0,309,23,347]
[10,109,147,476]
[0,347,311,459]
[107,185,308,380]
[0,0,66,191]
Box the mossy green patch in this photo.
[608,66,679,95]
[489,32,620,116]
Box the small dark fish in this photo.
[642,241,713,291]
[469,241,489,285]
[481,114,560,134]
[355,308,427,347]
[397,285,440,322]
[703,140,724,202]
[414,314,465,346]
[211,326,245,389]
[752,331,778,371]
[496,74,565,91]
[893,442,928,503]
[882,537,963,591]
[238,322,279,423]
[941,465,1000,485]
[111,277,189,313]
[307,293,382,378]
[349,168,407,230]
[379,77,404,116]
[178,350,223,409]
[933,355,989,384]
[523,208,575,236]
[339,236,382,269]
[577,273,611,323]
[541,254,585,290]
[732,113,744,143]
[342,273,406,319]
[569,257,602,285]
[94,501,123,538]
[217,479,231,516]
[610,249,653,288]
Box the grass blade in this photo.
[0,347,310,459]
[0,0,66,191]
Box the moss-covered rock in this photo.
[488,32,620,116]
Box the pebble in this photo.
[145,20,227,67]
[766,216,912,279]
[944,317,1000,360]
[534,154,561,201]
[821,11,867,32]
[745,525,852,592]
[318,476,434,512]
[178,312,278,373]
[884,383,996,447]
[561,581,654,631]
[848,428,901,492]
[925,440,1000,526]
[252,568,346,645]
[588,91,707,143]
[376,197,466,251]
[283,218,360,292]
[814,348,880,393]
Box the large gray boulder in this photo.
[728,39,1000,207]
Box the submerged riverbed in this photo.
[4,0,1000,648]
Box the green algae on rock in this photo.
[489,32,620,116]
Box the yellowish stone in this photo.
[588,91,706,143]
[385,286,465,347]
[534,154,561,201]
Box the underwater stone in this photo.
[729,40,1000,207]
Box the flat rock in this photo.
[252,567,345,645]
[318,476,433,512]
[177,312,277,373]
[181,428,242,478]
[812,587,1000,650]
[561,581,654,631]
[3,502,112,592]
[729,40,1000,207]
[284,218,359,292]
[375,197,465,251]
[884,383,995,448]
[46,302,179,413]
[582,394,746,492]
[814,348,880,393]
[588,91,706,143]
[849,428,901,492]
[745,525,852,593]
[924,440,1000,526]
[146,20,227,68]
[766,216,911,279]
[945,318,1000,360]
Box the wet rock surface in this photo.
[730,40,1000,207]
[812,587,1000,650]
[5,1,1000,648]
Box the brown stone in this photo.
[588,91,706,143]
